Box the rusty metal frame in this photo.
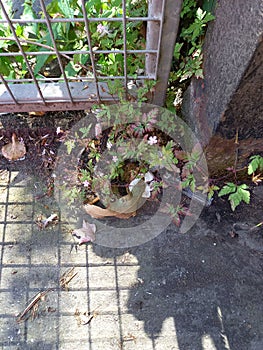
[0,0,181,112]
[151,0,183,106]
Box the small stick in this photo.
[16,289,52,323]
[249,221,263,232]
[60,267,78,291]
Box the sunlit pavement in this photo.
[1,170,263,350]
[0,170,181,349]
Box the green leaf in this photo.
[0,57,11,76]
[174,42,183,60]
[229,192,242,211]
[220,183,250,211]
[21,1,38,36]
[60,0,75,18]
[46,1,63,16]
[65,61,81,77]
[203,12,215,23]
[34,54,49,75]
[64,139,76,155]
[248,155,263,175]
[207,185,219,200]
[15,25,23,37]
[237,184,250,204]
[79,126,92,138]
[218,182,237,197]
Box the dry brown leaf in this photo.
[1,133,26,161]
[72,220,96,243]
[84,180,146,219]
[28,111,46,116]
[84,204,136,219]
[108,179,146,213]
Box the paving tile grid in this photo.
[0,169,170,350]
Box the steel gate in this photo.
[0,0,182,113]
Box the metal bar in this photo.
[155,0,166,78]
[0,74,18,105]
[145,0,163,79]
[0,0,46,104]
[0,0,170,113]
[81,0,100,102]
[122,0,128,95]
[0,17,161,24]
[0,48,158,56]
[39,0,74,104]
[0,101,108,113]
[151,0,183,105]
[0,82,116,112]
[2,75,150,83]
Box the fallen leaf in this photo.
[74,309,98,325]
[84,180,146,219]
[28,111,46,116]
[108,179,146,213]
[42,213,58,228]
[84,204,136,219]
[1,133,26,161]
[252,173,263,185]
[72,220,96,244]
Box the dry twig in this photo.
[60,267,78,291]
[16,289,52,323]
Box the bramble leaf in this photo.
[237,184,250,204]
[219,183,250,211]
[248,155,263,175]
[218,183,237,197]
[229,192,242,211]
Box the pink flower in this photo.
[83,180,90,187]
[112,156,118,163]
[97,23,109,36]
[148,136,158,145]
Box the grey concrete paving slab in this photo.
[0,169,263,350]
